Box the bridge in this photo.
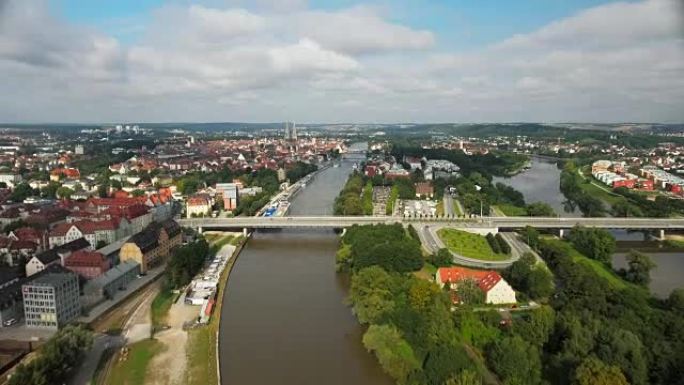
[179,216,684,234]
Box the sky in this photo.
[0,0,683,123]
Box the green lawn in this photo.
[437,229,509,261]
[495,203,527,216]
[105,339,164,385]
[543,239,628,290]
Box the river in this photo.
[218,144,392,385]
[493,156,580,217]
[494,156,684,298]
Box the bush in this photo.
[495,233,511,254]
[486,233,501,254]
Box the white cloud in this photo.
[0,0,682,123]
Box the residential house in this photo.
[119,219,181,273]
[186,194,213,218]
[64,250,111,280]
[25,238,91,277]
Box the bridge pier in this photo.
[659,229,665,241]
[198,226,203,234]
[559,229,565,239]
[243,228,248,237]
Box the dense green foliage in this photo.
[167,237,210,288]
[620,250,656,286]
[504,253,553,300]
[9,182,37,202]
[343,224,482,384]
[9,325,93,385]
[428,248,453,267]
[285,161,318,182]
[392,145,528,177]
[559,162,606,217]
[567,225,616,264]
[342,224,423,272]
[536,239,684,385]
[362,324,421,383]
[334,173,365,215]
[486,335,542,385]
[362,181,373,215]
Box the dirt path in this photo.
[147,296,198,385]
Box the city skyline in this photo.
[0,0,683,123]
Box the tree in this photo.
[573,357,628,385]
[8,325,93,385]
[568,226,615,264]
[522,226,540,249]
[622,250,656,286]
[456,278,484,306]
[595,327,648,385]
[668,288,684,314]
[513,306,555,347]
[131,189,146,197]
[446,370,482,385]
[56,186,74,199]
[495,233,511,254]
[349,267,396,324]
[486,233,501,254]
[429,248,452,267]
[505,253,553,300]
[526,202,555,217]
[9,183,35,202]
[527,268,554,299]
[363,324,420,384]
[487,336,542,385]
[40,182,60,198]
[611,200,643,217]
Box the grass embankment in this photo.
[151,287,178,330]
[414,262,437,281]
[103,339,165,385]
[386,185,398,215]
[438,228,509,261]
[436,200,444,216]
[542,238,628,290]
[185,235,245,385]
[576,166,628,206]
[494,203,526,217]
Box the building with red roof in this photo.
[435,266,516,305]
[64,250,111,280]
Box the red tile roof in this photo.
[64,250,108,268]
[437,267,503,293]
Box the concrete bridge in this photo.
[179,216,684,238]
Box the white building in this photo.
[435,267,516,305]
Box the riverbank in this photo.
[186,234,248,385]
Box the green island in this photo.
[336,221,684,385]
[437,228,509,261]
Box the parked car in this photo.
[3,318,17,326]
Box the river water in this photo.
[218,144,392,385]
[493,156,580,217]
[494,156,684,298]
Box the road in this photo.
[419,225,518,268]
[179,215,684,230]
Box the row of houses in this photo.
[0,218,182,330]
[591,160,653,190]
